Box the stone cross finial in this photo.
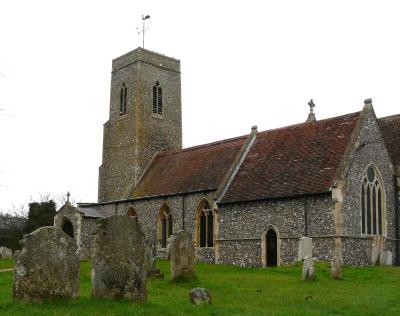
[66,191,71,205]
[306,99,316,123]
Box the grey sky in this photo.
[1,0,399,211]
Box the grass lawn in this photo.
[0,258,13,270]
[0,259,399,315]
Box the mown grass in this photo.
[0,258,13,270]
[0,259,399,315]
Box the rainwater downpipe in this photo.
[304,198,308,237]
[182,194,186,230]
[394,176,399,266]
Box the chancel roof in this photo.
[131,136,247,198]
[220,112,361,203]
[378,114,400,176]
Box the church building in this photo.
[55,47,400,267]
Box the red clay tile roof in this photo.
[131,136,247,198]
[378,114,400,175]
[220,112,361,203]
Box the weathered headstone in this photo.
[169,230,195,281]
[147,241,164,279]
[189,288,212,305]
[302,255,315,280]
[331,255,342,279]
[297,237,312,261]
[379,250,393,266]
[91,215,148,301]
[0,246,12,259]
[13,226,79,302]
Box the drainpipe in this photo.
[304,198,308,237]
[395,176,399,266]
[182,194,186,230]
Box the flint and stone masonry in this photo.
[55,47,400,268]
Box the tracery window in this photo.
[361,165,385,235]
[197,200,214,248]
[119,82,127,115]
[152,81,163,115]
[158,204,173,248]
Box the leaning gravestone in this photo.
[169,230,195,281]
[13,226,79,302]
[0,246,12,259]
[91,215,148,302]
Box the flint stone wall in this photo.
[217,195,334,266]
[91,215,148,301]
[13,226,79,301]
[0,246,12,259]
[340,109,397,265]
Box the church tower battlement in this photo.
[98,48,182,202]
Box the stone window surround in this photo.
[157,203,173,249]
[360,164,387,237]
[195,199,216,249]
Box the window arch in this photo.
[196,199,214,248]
[127,207,138,222]
[152,81,163,115]
[119,82,127,115]
[158,204,173,248]
[361,165,385,235]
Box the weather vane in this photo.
[137,14,150,49]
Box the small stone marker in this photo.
[189,288,212,305]
[379,250,393,266]
[0,246,12,259]
[91,215,148,301]
[331,255,342,279]
[13,226,79,302]
[297,237,312,261]
[302,255,315,280]
[169,230,195,281]
[147,240,164,278]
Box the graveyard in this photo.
[0,258,399,315]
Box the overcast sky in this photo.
[1,0,399,212]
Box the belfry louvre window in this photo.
[152,81,163,115]
[119,82,127,115]
[361,165,385,235]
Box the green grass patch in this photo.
[0,260,399,315]
[0,258,14,270]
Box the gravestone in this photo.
[331,255,342,279]
[13,226,79,302]
[297,237,312,261]
[189,288,212,305]
[169,230,195,281]
[379,250,393,266]
[0,246,12,259]
[91,215,148,301]
[302,255,315,280]
[147,241,164,278]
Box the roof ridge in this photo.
[256,111,361,136]
[378,113,400,121]
[158,134,248,157]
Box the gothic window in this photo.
[127,207,138,222]
[119,82,127,116]
[152,81,163,115]
[361,165,385,235]
[158,204,173,248]
[196,200,214,248]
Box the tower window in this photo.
[361,165,385,235]
[152,81,163,115]
[119,82,127,116]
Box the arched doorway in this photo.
[62,219,74,238]
[266,229,277,267]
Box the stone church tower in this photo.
[98,48,182,202]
